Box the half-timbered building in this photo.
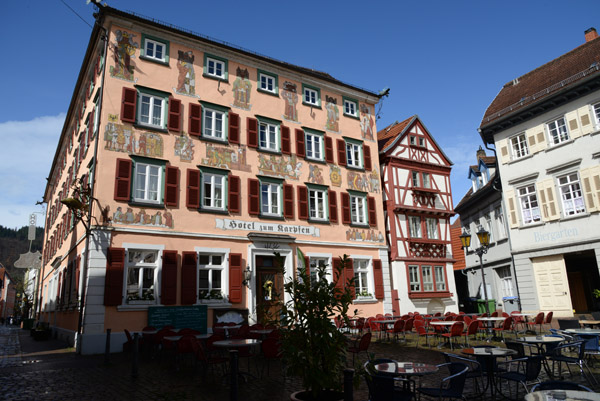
[378,116,458,314]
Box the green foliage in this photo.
[277,253,355,400]
[593,289,600,299]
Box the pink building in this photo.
[38,6,389,353]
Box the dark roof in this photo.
[377,116,415,151]
[100,6,380,98]
[480,35,600,130]
[454,172,498,212]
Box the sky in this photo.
[1,0,599,229]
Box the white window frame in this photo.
[422,173,431,189]
[510,133,529,160]
[133,161,163,204]
[593,102,600,126]
[408,216,422,238]
[203,108,226,140]
[426,217,438,240]
[124,248,161,304]
[434,265,446,291]
[412,171,420,187]
[346,141,363,169]
[144,38,166,62]
[546,117,570,145]
[517,184,541,225]
[353,259,372,298]
[422,265,434,292]
[261,181,282,216]
[206,57,225,79]
[343,99,358,117]
[557,172,586,216]
[308,254,332,284]
[308,187,327,221]
[138,92,165,129]
[305,131,324,161]
[304,87,319,106]
[259,121,279,152]
[259,72,276,94]
[484,214,493,243]
[408,265,421,292]
[202,172,226,211]
[495,206,507,239]
[496,266,515,298]
[198,253,226,302]
[350,194,367,225]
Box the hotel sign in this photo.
[216,218,320,237]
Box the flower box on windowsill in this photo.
[127,300,155,305]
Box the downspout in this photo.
[480,130,523,312]
[76,9,108,352]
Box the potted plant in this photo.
[276,252,355,401]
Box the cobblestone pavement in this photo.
[1,324,598,400]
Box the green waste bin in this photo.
[476,299,496,314]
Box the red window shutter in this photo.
[295,129,305,158]
[181,251,197,305]
[229,253,243,303]
[121,87,137,123]
[328,190,338,223]
[75,255,81,296]
[248,178,260,216]
[228,175,241,213]
[229,112,240,144]
[297,186,308,220]
[168,97,182,132]
[283,183,294,219]
[368,196,377,227]
[161,250,178,305]
[247,118,258,148]
[304,256,310,277]
[188,103,202,136]
[114,158,132,201]
[164,166,180,207]
[345,258,355,299]
[57,271,62,305]
[104,247,125,306]
[325,136,334,164]
[333,257,343,293]
[373,259,384,299]
[337,139,347,166]
[89,109,95,139]
[341,192,351,224]
[279,125,290,155]
[364,145,372,171]
[186,169,200,208]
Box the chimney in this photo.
[476,146,486,161]
[585,27,598,42]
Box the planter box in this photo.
[127,300,155,305]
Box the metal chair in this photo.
[492,316,514,342]
[497,355,544,400]
[440,322,464,350]
[387,319,405,342]
[347,332,372,366]
[364,359,416,401]
[417,362,469,400]
[527,312,545,334]
[547,340,598,387]
[542,311,554,333]
[414,322,436,348]
[531,380,593,392]
[443,353,484,398]
[462,320,479,347]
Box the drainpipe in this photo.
[76,10,108,353]
[480,130,523,312]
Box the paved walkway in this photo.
[0,324,598,400]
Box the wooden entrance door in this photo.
[567,271,588,312]
[532,255,572,314]
[256,255,284,324]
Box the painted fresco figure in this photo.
[176,50,195,96]
[232,67,252,109]
[360,104,375,141]
[282,81,298,122]
[111,30,138,81]
[325,96,339,132]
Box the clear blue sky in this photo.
[1,0,598,229]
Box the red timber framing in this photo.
[378,116,455,299]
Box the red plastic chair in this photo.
[441,322,464,350]
[528,312,545,334]
[347,332,371,366]
[463,320,479,347]
[492,316,514,341]
[402,318,414,342]
[387,319,405,342]
[415,322,436,348]
[542,311,554,333]
[260,337,283,377]
[463,315,472,327]
[491,311,499,317]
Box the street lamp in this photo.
[460,225,491,316]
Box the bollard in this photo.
[343,368,354,401]
[104,328,111,365]
[132,333,139,379]
[229,350,239,401]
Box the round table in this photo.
[373,361,439,377]
[525,389,600,400]
[212,339,261,348]
[565,328,600,335]
[249,329,273,340]
[578,320,600,328]
[462,347,517,397]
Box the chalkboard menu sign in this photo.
[147,305,207,333]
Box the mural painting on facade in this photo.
[346,228,385,243]
[329,165,342,187]
[200,144,251,172]
[282,81,299,122]
[308,164,325,185]
[174,133,195,162]
[347,169,380,193]
[104,119,164,157]
[325,96,339,132]
[112,207,174,229]
[258,154,302,180]
[360,104,375,141]
[232,67,252,110]
[175,50,196,97]
[109,30,138,82]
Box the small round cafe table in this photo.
[462,347,517,397]
[373,361,439,377]
[565,328,600,335]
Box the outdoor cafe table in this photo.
[565,328,600,335]
[525,390,600,401]
[373,319,398,340]
[372,361,439,377]
[477,317,506,340]
[212,339,262,381]
[249,329,273,340]
[579,320,600,328]
[462,347,517,398]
